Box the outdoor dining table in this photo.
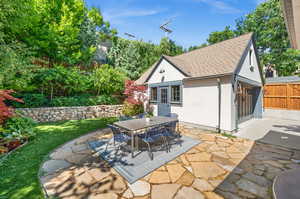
[113,116,178,158]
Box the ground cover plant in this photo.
[0,117,116,199]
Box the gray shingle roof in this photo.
[136,33,253,84]
[266,76,300,83]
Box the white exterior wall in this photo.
[238,43,262,83]
[150,77,234,131]
[173,77,233,131]
[148,59,185,83]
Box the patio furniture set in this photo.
[106,115,181,160]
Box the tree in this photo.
[92,64,126,95]
[159,37,184,56]
[235,0,299,75]
[207,26,235,45]
[0,0,116,67]
[188,43,208,52]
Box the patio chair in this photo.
[136,113,147,118]
[138,126,169,160]
[119,115,132,121]
[105,124,131,153]
[163,121,181,150]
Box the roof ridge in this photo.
[174,32,253,58]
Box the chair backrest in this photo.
[137,113,146,118]
[119,115,131,121]
[166,121,177,132]
[146,126,165,137]
[168,113,178,118]
[108,124,121,135]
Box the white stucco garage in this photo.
[136,33,264,132]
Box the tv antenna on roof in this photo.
[124,32,136,39]
[160,19,173,37]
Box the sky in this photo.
[85,0,266,48]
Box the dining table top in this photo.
[113,116,178,132]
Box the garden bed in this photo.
[0,140,27,162]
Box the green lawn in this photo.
[0,117,116,199]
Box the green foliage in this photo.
[10,94,119,108]
[187,43,208,52]
[92,64,126,95]
[108,37,184,80]
[0,0,116,67]
[197,0,300,76]
[49,95,119,107]
[10,93,48,108]
[122,102,144,116]
[0,35,36,92]
[207,26,235,45]
[0,117,116,199]
[33,65,90,98]
[3,116,37,141]
[272,49,300,76]
[235,0,299,75]
[159,37,184,56]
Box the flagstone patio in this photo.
[40,124,300,199]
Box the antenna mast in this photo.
[160,19,173,38]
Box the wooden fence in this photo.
[264,83,300,110]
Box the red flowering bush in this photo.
[122,80,147,116]
[0,90,23,124]
[124,80,147,105]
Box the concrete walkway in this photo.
[235,118,300,150]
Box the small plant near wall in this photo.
[122,80,151,116]
[0,90,36,155]
[0,90,23,124]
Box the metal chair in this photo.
[163,121,181,150]
[106,124,131,153]
[119,115,132,121]
[136,113,146,118]
[138,126,169,160]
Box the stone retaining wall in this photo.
[17,105,123,122]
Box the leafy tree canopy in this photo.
[198,0,300,76]
[207,26,235,45]
[108,37,184,80]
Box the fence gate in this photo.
[264,83,300,110]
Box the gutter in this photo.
[217,78,221,133]
[183,73,232,82]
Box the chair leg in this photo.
[146,142,153,160]
[105,138,113,152]
[163,137,170,152]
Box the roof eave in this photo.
[183,73,233,82]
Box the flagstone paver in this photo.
[39,125,300,199]
[192,179,214,192]
[128,180,150,197]
[174,186,205,199]
[166,164,186,183]
[151,184,181,199]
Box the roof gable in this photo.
[136,33,254,84]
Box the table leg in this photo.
[131,131,134,158]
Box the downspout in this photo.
[217,78,221,133]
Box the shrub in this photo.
[33,65,91,98]
[0,90,23,124]
[3,116,37,141]
[9,93,48,108]
[90,95,119,105]
[11,93,120,108]
[122,80,147,116]
[92,64,127,95]
[122,102,144,116]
